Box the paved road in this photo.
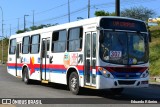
[0,65,160,106]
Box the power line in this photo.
[35,0,76,15]
[3,0,156,23]
[3,0,160,34]
[34,6,88,24]
[3,6,88,32]
[3,0,76,22]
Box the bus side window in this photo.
[30,34,40,54]
[22,36,30,54]
[68,27,83,52]
[52,30,67,52]
[9,39,16,54]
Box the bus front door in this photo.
[84,32,97,87]
[15,42,21,77]
[40,38,50,83]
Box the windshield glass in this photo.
[100,31,149,65]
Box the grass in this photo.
[150,25,160,38]
[0,39,8,63]
[149,25,160,76]
[149,43,160,76]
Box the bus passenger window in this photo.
[52,30,67,52]
[68,27,83,52]
[22,36,30,54]
[9,39,16,54]
[31,34,40,54]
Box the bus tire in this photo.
[110,88,124,95]
[23,67,31,84]
[69,72,80,95]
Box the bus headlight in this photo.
[140,70,149,78]
[99,67,114,78]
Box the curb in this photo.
[149,82,160,88]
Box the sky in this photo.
[0,0,160,37]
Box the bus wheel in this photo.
[69,72,80,95]
[110,88,124,95]
[23,67,31,84]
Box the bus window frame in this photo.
[22,36,30,54]
[30,34,41,54]
[67,26,83,52]
[52,29,67,53]
[9,38,17,55]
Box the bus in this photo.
[7,16,149,95]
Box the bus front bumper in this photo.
[97,75,149,89]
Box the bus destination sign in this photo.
[100,18,147,32]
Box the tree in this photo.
[16,23,58,34]
[157,16,160,25]
[95,10,115,16]
[121,6,156,21]
[157,21,160,25]
[16,28,29,34]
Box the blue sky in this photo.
[0,0,160,36]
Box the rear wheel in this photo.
[23,67,31,84]
[69,72,80,95]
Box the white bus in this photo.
[7,16,149,95]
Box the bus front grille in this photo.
[118,80,136,85]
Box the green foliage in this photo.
[94,10,115,16]
[149,38,160,76]
[0,38,9,63]
[150,25,160,38]
[121,6,156,21]
[16,23,58,34]
[149,26,160,76]
[16,30,25,34]
[16,28,29,34]
[157,21,160,25]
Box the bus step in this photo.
[16,76,21,78]
[41,80,49,84]
[84,86,96,89]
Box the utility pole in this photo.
[88,0,90,18]
[33,10,35,26]
[0,6,4,64]
[68,0,70,22]
[115,0,120,16]
[24,15,29,31]
[17,18,19,30]
[10,24,11,36]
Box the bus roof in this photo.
[9,16,145,39]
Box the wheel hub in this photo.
[71,77,77,90]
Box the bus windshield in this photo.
[100,31,149,65]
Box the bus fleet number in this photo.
[110,51,122,58]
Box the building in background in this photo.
[148,18,160,26]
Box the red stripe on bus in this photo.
[7,63,84,70]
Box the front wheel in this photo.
[69,72,80,95]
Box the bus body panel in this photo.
[7,16,149,91]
